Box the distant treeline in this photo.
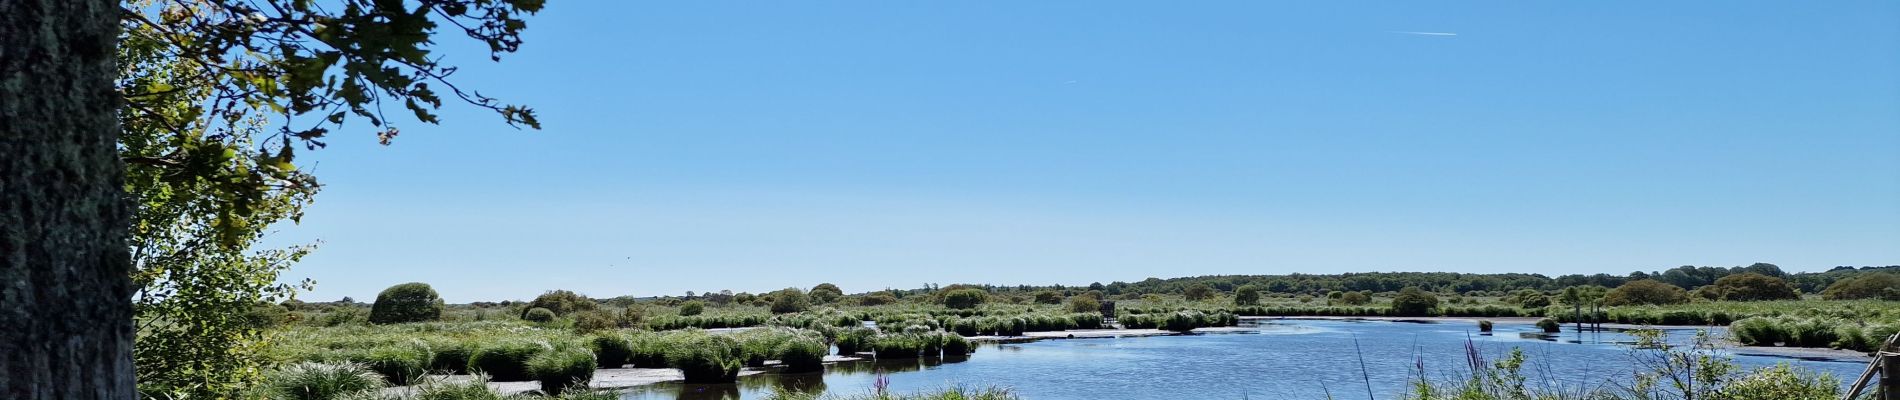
[880,264,1899,298]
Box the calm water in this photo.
[619,319,1870,399]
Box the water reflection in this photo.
[616,320,1868,400]
[625,356,974,400]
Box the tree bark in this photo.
[0,0,134,399]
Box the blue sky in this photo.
[275,1,1900,303]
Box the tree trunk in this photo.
[0,0,133,399]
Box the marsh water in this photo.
[619,319,1870,399]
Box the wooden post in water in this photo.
[1883,348,1898,400]
[1844,333,1900,400]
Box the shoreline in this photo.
[394,318,1873,395]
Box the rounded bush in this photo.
[769,288,811,314]
[1536,318,1561,333]
[368,282,444,324]
[468,340,549,381]
[265,362,386,400]
[777,337,828,373]
[572,310,618,333]
[666,333,744,383]
[1233,285,1262,306]
[525,290,597,317]
[586,332,632,368]
[1066,296,1101,314]
[1602,280,1689,306]
[1822,273,1900,300]
[942,289,989,310]
[527,345,596,396]
[677,301,705,316]
[1390,287,1439,317]
[523,307,556,323]
[942,333,972,356]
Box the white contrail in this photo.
[1391,31,1458,36]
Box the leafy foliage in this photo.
[1536,318,1560,333]
[525,290,597,317]
[1232,285,1261,306]
[1820,273,1900,300]
[942,289,989,310]
[118,0,544,395]
[1701,273,1801,301]
[1603,279,1689,306]
[770,288,812,314]
[369,282,444,324]
[1182,284,1215,301]
[522,307,555,323]
[809,283,844,304]
[1065,296,1101,314]
[1390,287,1439,316]
[678,300,706,316]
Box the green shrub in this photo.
[1709,273,1801,301]
[1066,296,1101,314]
[359,343,429,386]
[678,301,705,316]
[1821,273,1900,300]
[770,288,812,314]
[1536,318,1561,333]
[1715,364,1841,400]
[1832,324,1874,351]
[586,332,632,368]
[1786,318,1838,348]
[943,289,989,310]
[858,292,898,306]
[1032,290,1064,304]
[942,333,972,356]
[834,327,874,356]
[873,334,926,359]
[666,333,744,383]
[1161,311,1202,333]
[468,339,548,381]
[528,345,597,396]
[572,310,618,333]
[777,337,828,373]
[523,307,556,323]
[626,332,668,368]
[1390,287,1439,317]
[1731,317,1784,346]
[810,283,845,304]
[525,290,597,317]
[428,339,474,374]
[1339,291,1372,305]
[1603,279,1689,306]
[265,362,386,400]
[1183,284,1215,301]
[368,282,444,324]
[1233,285,1262,306]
